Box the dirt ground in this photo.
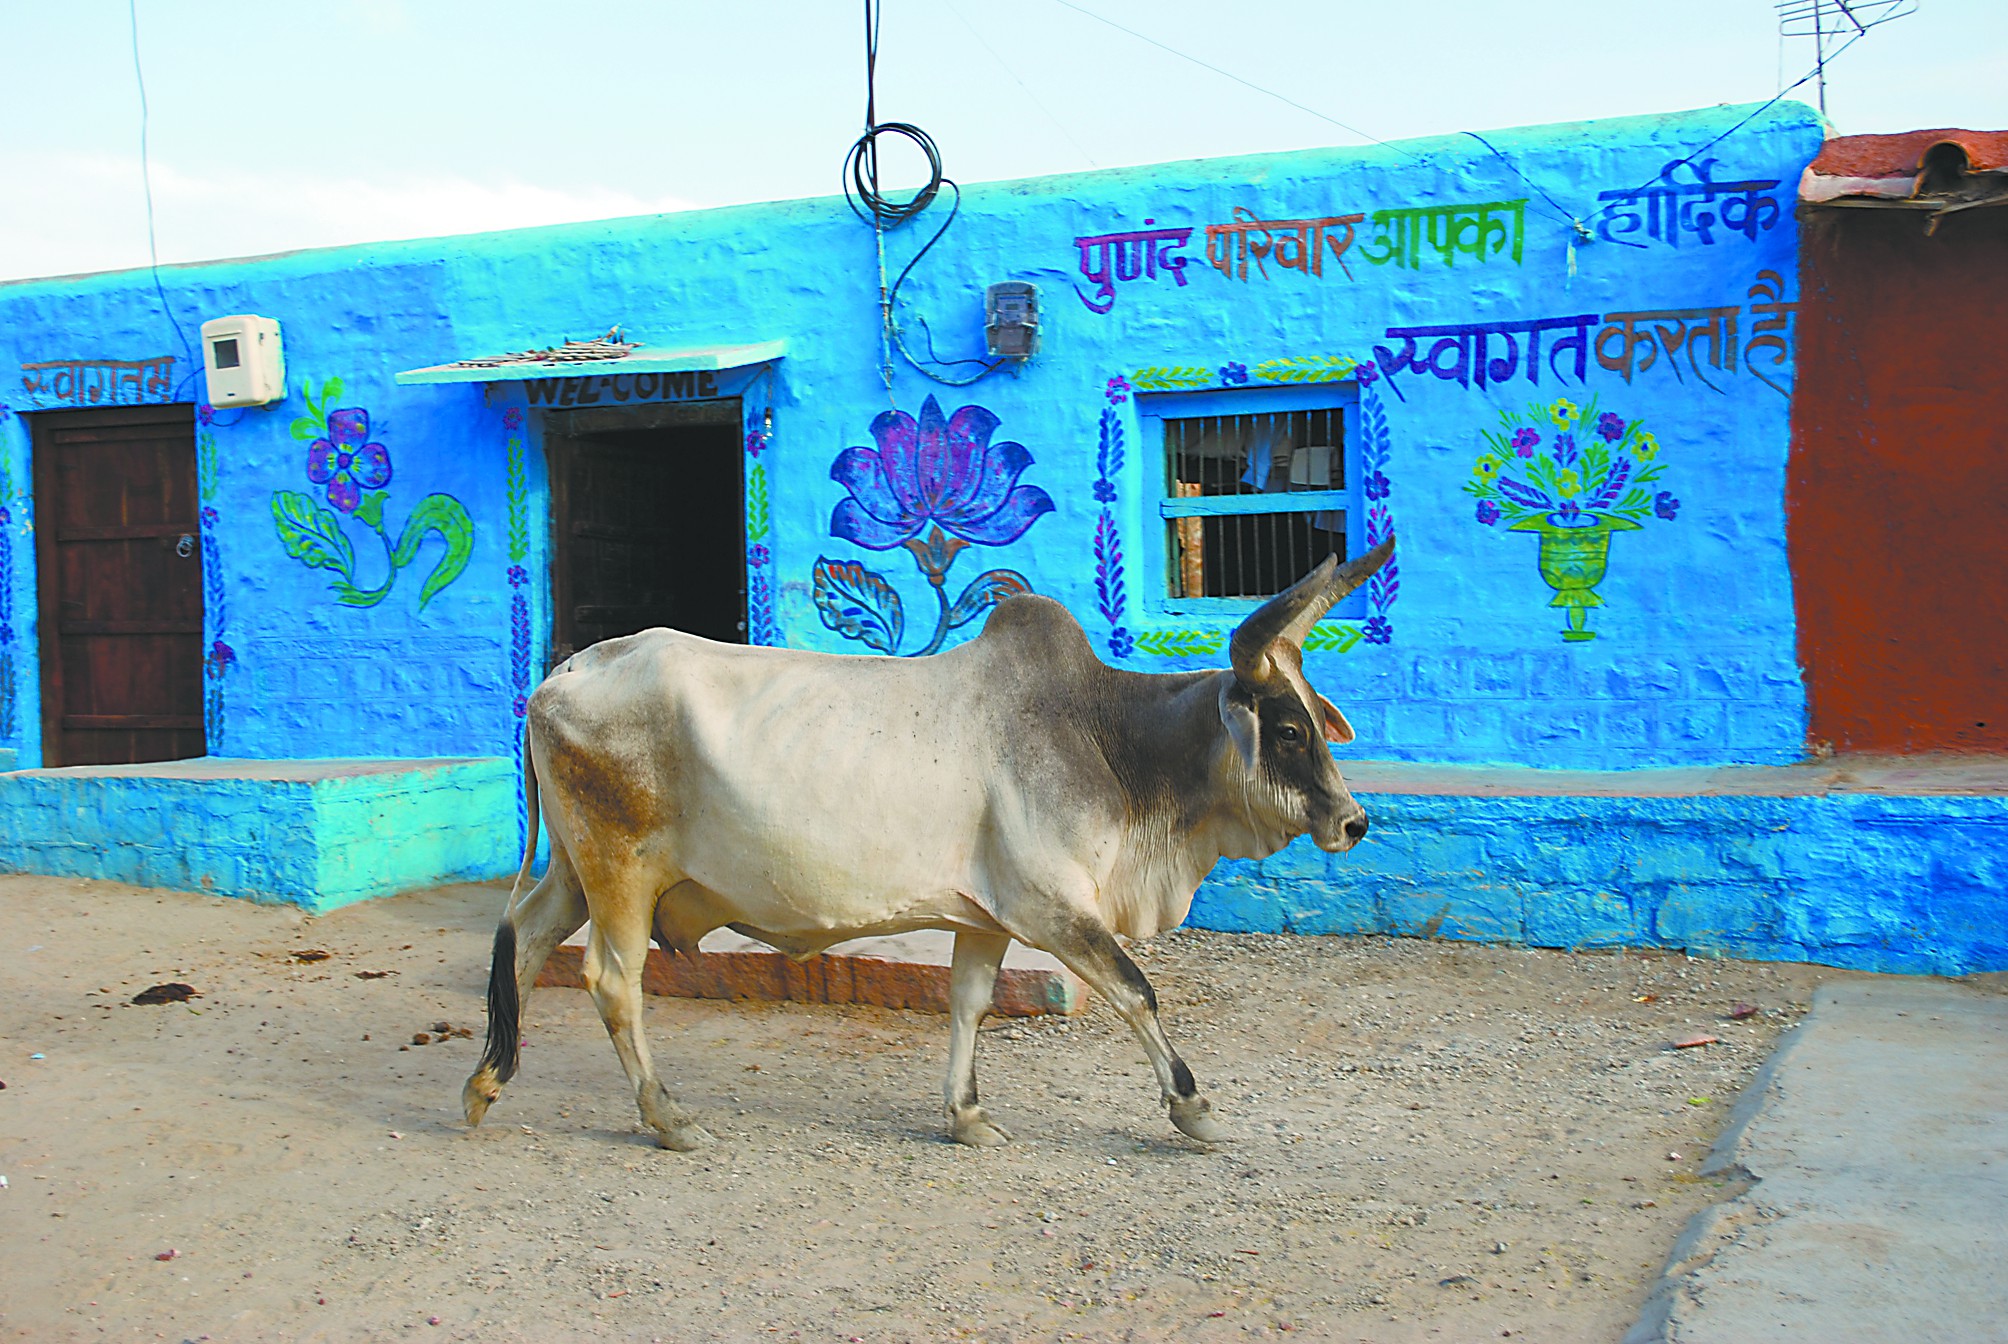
[1,875,1879,1343]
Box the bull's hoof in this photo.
[462,1074,500,1127]
[654,1121,713,1152]
[950,1107,1013,1148]
[1169,1095,1229,1144]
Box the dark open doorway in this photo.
[31,404,206,766]
[545,400,746,663]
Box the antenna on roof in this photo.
[1775,0,1918,116]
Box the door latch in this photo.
[175,534,195,558]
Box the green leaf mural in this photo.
[1131,365,1213,391]
[1302,622,1366,652]
[1133,629,1226,657]
[392,494,476,610]
[272,490,357,574]
[273,385,475,611]
[1253,356,1359,384]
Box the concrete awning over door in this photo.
[395,338,787,387]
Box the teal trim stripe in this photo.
[1160,490,1347,519]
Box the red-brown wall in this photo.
[1790,205,2008,753]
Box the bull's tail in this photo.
[464,728,541,1125]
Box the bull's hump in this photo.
[973,595,1099,668]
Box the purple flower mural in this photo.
[1596,412,1627,442]
[1219,362,1249,385]
[1105,375,1132,404]
[829,397,1053,552]
[1475,500,1501,525]
[274,377,472,610]
[816,395,1047,658]
[306,408,393,514]
[1654,491,1681,520]
[1511,427,1540,456]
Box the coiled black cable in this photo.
[842,121,943,228]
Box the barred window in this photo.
[1140,385,1359,612]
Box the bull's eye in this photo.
[1278,723,1304,744]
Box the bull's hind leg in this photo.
[1018,907,1227,1144]
[944,931,1012,1147]
[464,845,589,1126]
[581,891,711,1151]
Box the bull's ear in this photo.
[1218,680,1259,768]
[1319,694,1355,745]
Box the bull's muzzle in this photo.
[1316,805,1370,854]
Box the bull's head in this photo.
[1217,537,1394,855]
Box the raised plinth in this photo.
[0,756,518,913]
[537,927,1086,1017]
[1194,756,2008,976]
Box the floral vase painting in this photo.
[1466,398,1679,642]
[271,377,475,609]
[814,395,1053,656]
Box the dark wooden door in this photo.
[33,405,206,766]
[548,413,745,662]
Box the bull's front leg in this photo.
[1021,909,1227,1144]
[944,931,1013,1147]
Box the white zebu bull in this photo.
[465,539,1393,1149]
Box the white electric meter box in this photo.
[200,315,286,407]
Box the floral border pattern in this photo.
[744,412,779,646]
[1092,359,1399,659]
[196,407,234,748]
[503,406,533,854]
[0,410,20,743]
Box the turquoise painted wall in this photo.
[0,103,1824,773]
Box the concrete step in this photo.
[536,926,1086,1017]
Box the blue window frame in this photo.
[1137,382,1363,619]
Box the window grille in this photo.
[1152,393,1354,603]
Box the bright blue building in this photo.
[3,102,1996,974]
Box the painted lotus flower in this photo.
[307,409,392,513]
[829,395,1054,551]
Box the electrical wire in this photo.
[842,0,1005,390]
[1461,34,1866,273]
[1049,0,1419,162]
[128,0,199,401]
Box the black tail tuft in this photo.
[478,921,522,1085]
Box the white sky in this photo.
[2,0,2004,282]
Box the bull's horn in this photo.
[1230,537,1397,684]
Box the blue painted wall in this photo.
[0,103,1824,773]
[1191,788,2008,977]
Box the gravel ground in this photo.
[1,874,1877,1343]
